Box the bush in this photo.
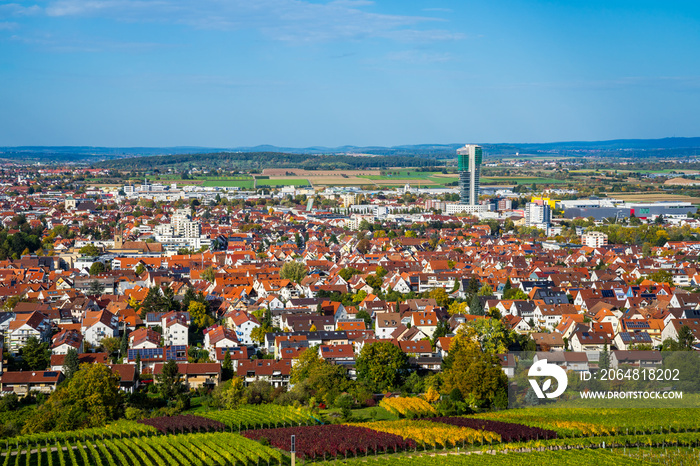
[125,407,146,420]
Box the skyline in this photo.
[2,1,700,147]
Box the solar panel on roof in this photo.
[43,371,58,377]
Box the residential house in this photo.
[81,310,119,348]
[0,370,64,395]
[153,362,221,389]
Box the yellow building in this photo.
[531,196,557,209]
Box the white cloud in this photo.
[0,3,42,16]
[0,22,20,31]
[9,32,170,53]
[40,0,463,43]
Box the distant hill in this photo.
[93,151,439,171]
[2,137,700,165]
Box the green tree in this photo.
[134,351,141,375]
[222,351,233,381]
[365,274,383,290]
[469,294,484,316]
[62,348,80,380]
[182,287,205,312]
[338,267,362,281]
[478,284,493,296]
[290,346,322,384]
[156,360,185,402]
[428,288,450,307]
[120,329,130,358]
[250,324,273,344]
[101,336,121,356]
[352,290,368,304]
[135,263,146,275]
[306,360,349,407]
[161,285,180,312]
[441,328,508,407]
[599,342,611,370]
[79,244,100,256]
[279,261,308,283]
[89,261,106,276]
[139,285,165,319]
[21,336,50,370]
[188,301,211,329]
[447,301,468,316]
[87,279,105,295]
[678,325,696,351]
[201,266,216,283]
[502,280,514,299]
[22,363,122,433]
[510,289,529,300]
[356,239,371,254]
[212,377,246,409]
[355,342,409,392]
[648,270,674,286]
[356,310,373,329]
[464,277,480,301]
[431,319,450,347]
[462,318,512,354]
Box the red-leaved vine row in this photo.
[243,425,415,459]
[428,417,558,442]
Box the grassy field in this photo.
[201,179,254,188]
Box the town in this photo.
[0,147,699,463]
[0,150,697,383]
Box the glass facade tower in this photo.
[457,144,482,205]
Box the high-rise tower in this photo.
[457,144,482,205]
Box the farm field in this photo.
[262,168,381,176]
[358,170,447,180]
[305,176,371,186]
[474,407,700,436]
[201,179,254,188]
[200,178,312,188]
[314,449,652,465]
[481,176,570,185]
[0,432,284,466]
[196,405,318,430]
[571,168,700,174]
[3,405,700,465]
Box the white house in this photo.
[204,325,240,356]
[374,312,401,340]
[225,311,260,345]
[81,310,119,348]
[51,329,84,355]
[7,312,51,354]
[162,312,189,347]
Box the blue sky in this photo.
[1,0,699,147]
